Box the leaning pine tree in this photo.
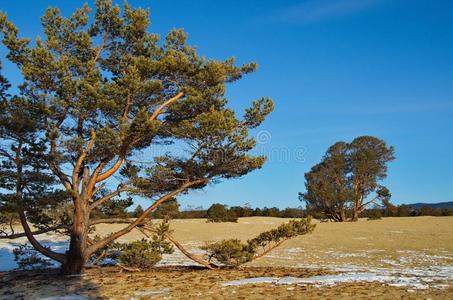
[0,0,274,274]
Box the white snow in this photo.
[0,234,68,271]
[37,296,88,300]
[134,288,171,296]
[222,272,443,289]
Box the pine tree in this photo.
[0,0,273,274]
[300,136,395,222]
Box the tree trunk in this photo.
[352,207,359,222]
[61,231,87,275]
[61,207,89,275]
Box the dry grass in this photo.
[94,216,453,269]
[1,216,452,299]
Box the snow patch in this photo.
[222,272,445,289]
[37,295,88,300]
[134,288,171,296]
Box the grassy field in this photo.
[1,216,452,299]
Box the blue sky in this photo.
[1,0,452,209]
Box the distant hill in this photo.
[406,201,453,209]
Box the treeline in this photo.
[123,200,453,221]
[128,201,307,220]
[361,205,453,219]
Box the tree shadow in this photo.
[0,268,103,299]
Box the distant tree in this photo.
[382,195,397,217]
[300,142,351,222]
[396,205,411,217]
[153,197,180,219]
[300,136,395,222]
[0,0,273,274]
[206,203,238,223]
[349,137,395,220]
[242,202,254,217]
[133,205,144,218]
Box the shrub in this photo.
[202,217,315,267]
[206,203,238,223]
[119,239,163,269]
[118,221,174,269]
[13,244,53,270]
[202,239,254,266]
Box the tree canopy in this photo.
[300,136,395,221]
[0,0,273,274]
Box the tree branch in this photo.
[89,186,130,211]
[85,179,206,256]
[0,148,14,160]
[253,238,289,260]
[0,224,68,240]
[47,127,72,192]
[72,128,96,190]
[95,158,123,183]
[141,224,217,269]
[149,92,184,121]
[17,209,66,263]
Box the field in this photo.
[1,216,453,299]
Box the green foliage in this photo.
[118,239,163,269]
[13,244,53,270]
[206,203,238,223]
[299,142,351,222]
[202,239,254,266]
[248,217,316,250]
[0,0,273,273]
[90,220,174,268]
[119,222,174,269]
[300,136,395,222]
[133,204,144,218]
[153,197,180,219]
[90,196,133,219]
[366,209,383,220]
[202,217,315,267]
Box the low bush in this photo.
[202,217,315,267]
[202,239,254,266]
[118,239,163,269]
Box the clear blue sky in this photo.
[1,0,452,209]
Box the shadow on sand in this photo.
[0,268,103,300]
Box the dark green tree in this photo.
[153,197,180,219]
[349,136,395,220]
[0,0,273,274]
[300,136,395,222]
[206,203,238,223]
[0,74,72,259]
[133,204,144,218]
[299,142,352,222]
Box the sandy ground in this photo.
[1,216,452,299]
